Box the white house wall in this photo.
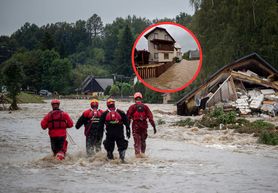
[158,52,174,62]
[147,29,175,63]
[148,39,155,62]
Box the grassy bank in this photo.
[17,92,44,103]
[3,92,44,104]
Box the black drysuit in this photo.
[98,109,130,158]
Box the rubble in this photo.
[177,53,278,116]
[221,69,278,116]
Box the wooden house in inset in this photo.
[176,53,278,115]
[144,27,176,63]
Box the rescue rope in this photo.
[67,131,77,145]
[66,131,83,152]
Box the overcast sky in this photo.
[0,0,195,36]
[136,24,198,53]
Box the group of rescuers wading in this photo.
[41,92,156,162]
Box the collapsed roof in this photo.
[177,53,278,116]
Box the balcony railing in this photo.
[137,62,174,79]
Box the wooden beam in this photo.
[231,71,278,90]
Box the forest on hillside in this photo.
[0,0,277,102]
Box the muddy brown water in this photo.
[144,59,199,90]
[0,100,278,193]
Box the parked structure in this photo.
[177,53,278,116]
[188,49,200,60]
[134,49,150,65]
[77,76,113,96]
[174,43,182,61]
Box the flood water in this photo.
[0,100,278,193]
[144,59,199,90]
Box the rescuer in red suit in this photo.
[127,92,156,158]
[41,99,74,160]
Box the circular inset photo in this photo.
[132,22,202,93]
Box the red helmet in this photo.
[51,99,60,105]
[134,92,143,99]
[106,98,115,107]
[90,99,99,108]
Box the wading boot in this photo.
[107,151,114,160]
[56,151,65,160]
[87,148,95,157]
[119,150,126,163]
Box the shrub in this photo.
[200,107,237,128]
[234,120,276,138]
[259,130,278,145]
[157,119,166,125]
[172,118,195,127]
[251,120,275,130]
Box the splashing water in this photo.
[0,100,278,193]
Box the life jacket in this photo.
[47,110,67,129]
[105,109,122,125]
[132,103,147,121]
[88,109,102,124]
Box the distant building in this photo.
[162,93,172,104]
[77,76,113,96]
[189,49,200,60]
[174,43,182,60]
[145,27,181,63]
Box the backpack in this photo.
[47,110,67,129]
[132,103,147,121]
[90,109,102,123]
[105,109,122,125]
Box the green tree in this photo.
[109,84,120,96]
[86,14,103,40]
[144,88,163,103]
[121,82,133,96]
[49,58,72,94]
[40,31,55,50]
[104,85,111,95]
[11,22,42,50]
[134,82,146,96]
[113,25,134,76]
[11,50,44,91]
[175,12,192,27]
[0,36,17,64]
[191,0,278,74]
[2,59,24,110]
[87,48,105,65]
[40,49,60,90]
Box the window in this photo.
[154,33,158,39]
[164,53,169,59]
[165,35,169,40]
[154,44,157,49]
[154,53,158,59]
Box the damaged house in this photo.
[177,53,278,116]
